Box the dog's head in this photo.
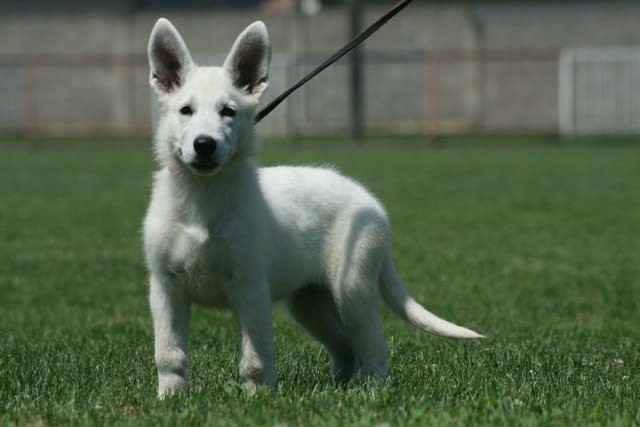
[148,18,271,176]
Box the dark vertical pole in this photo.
[349,0,364,143]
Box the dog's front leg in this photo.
[149,274,191,399]
[229,280,277,393]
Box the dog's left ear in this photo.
[223,21,271,98]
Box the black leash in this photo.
[255,0,414,124]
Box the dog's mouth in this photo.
[189,160,219,174]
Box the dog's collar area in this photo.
[168,166,184,176]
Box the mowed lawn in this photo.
[1,137,638,426]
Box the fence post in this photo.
[349,0,364,143]
[425,54,440,144]
[558,49,575,136]
[25,62,38,149]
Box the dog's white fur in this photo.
[144,18,482,399]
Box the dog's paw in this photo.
[242,376,277,395]
[157,374,188,400]
[240,370,277,395]
[242,379,260,395]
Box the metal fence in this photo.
[285,49,559,136]
[0,48,573,138]
[0,54,149,136]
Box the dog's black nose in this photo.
[193,135,217,156]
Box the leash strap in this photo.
[255,0,414,124]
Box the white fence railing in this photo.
[559,47,640,136]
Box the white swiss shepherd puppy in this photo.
[144,18,482,399]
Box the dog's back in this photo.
[257,166,389,296]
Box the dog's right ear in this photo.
[148,18,194,94]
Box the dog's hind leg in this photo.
[334,276,389,379]
[332,219,390,378]
[287,285,357,381]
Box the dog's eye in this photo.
[220,105,236,117]
[179,105,193,116]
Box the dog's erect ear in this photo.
[223,21,271,97]
[148,18,194,94]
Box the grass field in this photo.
[1,137,639,426]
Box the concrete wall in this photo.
[1,3,640,135]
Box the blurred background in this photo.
[2,0,640,140]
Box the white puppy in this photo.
[144,18,482,399]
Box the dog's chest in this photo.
[168,222,234,308]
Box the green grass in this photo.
[1,137,639,426]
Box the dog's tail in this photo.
[379,253,483,339]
